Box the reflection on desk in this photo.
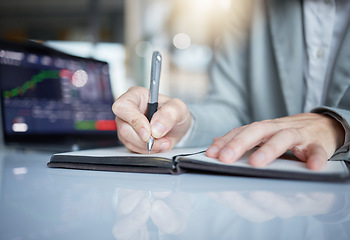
[0,149,350,240]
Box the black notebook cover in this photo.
[48,147,350,182]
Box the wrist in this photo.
[322,114,345,151]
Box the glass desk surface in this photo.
[1,148,349,240]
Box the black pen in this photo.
[146,51,162,153]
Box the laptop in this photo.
[0,39,120,151]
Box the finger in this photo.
[294,192,334,215]
[122,137,172,154]
[152,191,172,199]
[112,197,151,240]
[206,127,245,159]
[150,98,191,139]
[290,145,308,162]
[117,117,173,153]
[121,137,172,154]
[218,191,275,222]
[217,121,276,163]
[116,190,147,215]
[112,87,151,142]
[151,200,183,234]
[146,137,172,153]
[116,119,150,153]
[305,143,328,170]
[250,191,296,219]
[249,128,303,167]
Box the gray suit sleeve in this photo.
[182,2,257,147]
[185,30,251,146]
[312,107,350,161]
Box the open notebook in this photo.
[48,147,350,182]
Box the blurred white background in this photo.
[0,0,233,102]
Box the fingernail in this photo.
[139,128,149,142]
[151,121,166,138]
[220,148,235,163]
[309,158,324,170]
[206,146,219,157]
[251,151,266,166]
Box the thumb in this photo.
[306,144,328,170]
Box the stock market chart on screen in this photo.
[0,40,117,146]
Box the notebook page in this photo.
[54,147,206,160]
[181,152,349,175]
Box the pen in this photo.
[146,51,162,153]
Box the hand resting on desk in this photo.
[206,113,345,171]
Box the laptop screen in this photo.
[0,40,118,149]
